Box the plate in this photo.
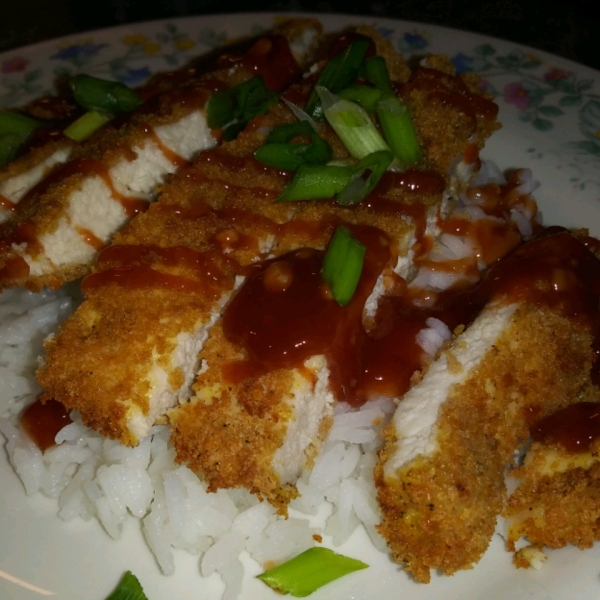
[0,12,599,600]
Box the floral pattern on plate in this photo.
[0,14,598,201]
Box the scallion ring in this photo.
[376,95,423,167]
[317,86,390,160]
[257,547,368,596]
[275,164,354,203]
[254,121,333,170]
[338,85,386,115]
[63,110,113,142]
[104,571,148,600]
[321,226,367,307]
[0,110,42,136]
[206,76,280,140]
[359,55,393,93]
[70,74,142,114]
[337,149,393,206]
[305,37,371,121]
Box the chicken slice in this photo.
[375,230,600,583]
[0,19,322,291]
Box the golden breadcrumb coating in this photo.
[38,30,499,504]
[170,324,323,514]
[504,435,600,554]
[375,304,596,583]
[0,20,325,292]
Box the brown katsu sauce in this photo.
[531,402,600,453]
[76,227,104,250]
[357,229,600,403]
[373,169,446,196]
[20,398,72,451]
[82,244,235,299]
[222,225,392,403]
[142,125,187,169]
[0,194,16,212]
[216,35,301,92]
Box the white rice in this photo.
[0,286,393,598]
[0,161,539,597]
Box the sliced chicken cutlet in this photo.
[0,19,322,291]
[375,229,600,583]
[39,29,500,514]
[0,138,74,223]
[504,400,600,565]
[503,408,600,568]
[169,55,502,509]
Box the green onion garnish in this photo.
[0,133,30,168]
[265,121,315,143]
[337,149,393,206]
[317,86,390,160]
[276,149,391,205]
[257,547,368,597]
[322,226,366,306]
[63,110,113,142]
[0,110,43,167]
[0,110,42,136]
[276,164,354,202]
[338,85,386,115]
[206,76,280,140]
[376,96,422,168]
[254,121,332,170]
[359,56,393,93]
[105,571,148,600]
[305,38,371,121]
[70,74,143,114]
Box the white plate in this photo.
[1,12,599,600]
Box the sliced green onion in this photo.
[254,121,333,170]
[0,111,43,167]
[0,132,30,167]
[318,86,390,160]
[276,164,354,203]
[338,85,386,115]
[265,121,315,143]
[105,571,148,600]
[359,56,393,93]
[305,37,371,121]
[70,74,142,114]
[206,76,279,135]
[376,96,422,168]
[255,143,315,170]
[257,547,368,597]
[323,225,366,306]
[63,110,113,142]
[222,121,247,142]
[0,110,42,135]
[337,150,393,206]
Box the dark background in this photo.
[1,0,600,70]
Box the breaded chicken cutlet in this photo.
[39,26,501,512]
[504,401,600,566]
[167,46,502,509]
[0,19,322,291]
[375,229,600,582]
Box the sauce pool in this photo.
[20,398,72,451]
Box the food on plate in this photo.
[375,229,600,582]
[38,27,501,517]
[256,547,368,596]
[0,18,322,291]
[1,16,599,600]
[504,399,600,566]
[106,571,148,600]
